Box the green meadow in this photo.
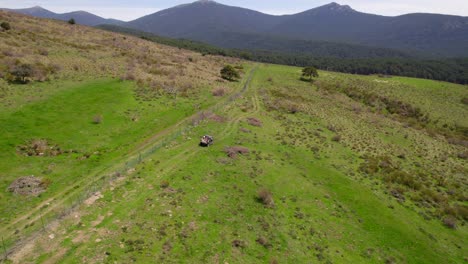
[0,11,466,264]
[4,64,465,263]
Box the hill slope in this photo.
[0,10,466,264]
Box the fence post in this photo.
[40,215,45,231]
[1,236,6,260]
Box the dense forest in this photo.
[98,25,468,84]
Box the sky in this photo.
[1,0,467,21]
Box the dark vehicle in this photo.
[200,135,214,147]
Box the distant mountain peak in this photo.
[194,0,218,4]
[321,2,355,12]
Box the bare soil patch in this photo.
[84,192,103,206]
[8,176,49,196]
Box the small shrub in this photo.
[160,180,169,189]
[68,18,76,25]
[220,65,240,81]
[461,97,468,105]
[457,151,467,160]
[247,117,262,127]
[331,135,341,142]
[92,115,103,124]
[225,146,249,159]
[40,178,52,188]
[212,87,227,97]
[286,103,299,114]
[256,236,270,248]
[257,188,275,208]
[301,66,319,81]
[38,48,49,56]
[442,216,457,229]
[231,240,246,248]
[1,22,11,31]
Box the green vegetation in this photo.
[97,24,468,84]
[220,65,240,81]
[0,10,466,264]
[301,66,319,81]
[67,18,75,25]
[1,21,11,30]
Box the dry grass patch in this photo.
[17,139,62,156]
[257,188,275,208]
[212,86,227,96]
[225,146,250,158]
[247,117,262,127]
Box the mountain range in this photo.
[3,1,468,57]
[0,6,124,26]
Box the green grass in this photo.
[19,64,465,263]
[0,76,238,241]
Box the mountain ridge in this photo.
[124,1,468,57]
[3,2,468,57]
[0,6,124,26]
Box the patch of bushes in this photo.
[1,21,11,31]
[3,62,59,83]
[17,139,62,157]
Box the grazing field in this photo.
[0,11,467,264]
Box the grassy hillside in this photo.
[98,24,468,85]
[0,10,467,264]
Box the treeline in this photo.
[97,25,468,84]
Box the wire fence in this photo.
[1,67,256,262]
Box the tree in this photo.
[220,65,240,81]
[302,66,319,81]
[0,22,11,31]
[68,18,76,25]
